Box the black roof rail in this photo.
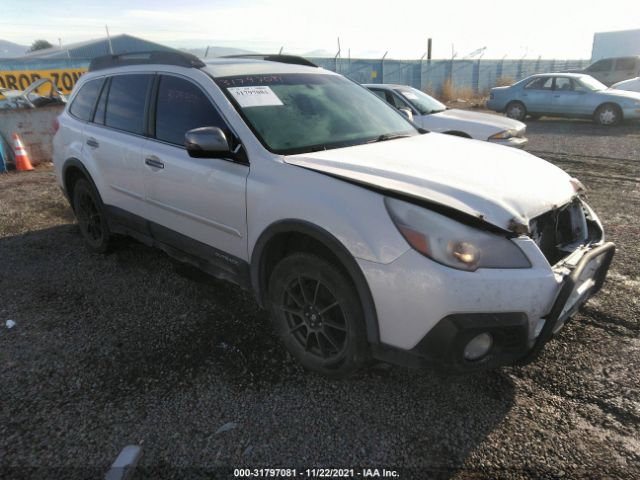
[89,51,206,72]
[221,54,318,68]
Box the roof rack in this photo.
[88,51,206,72]
[221,54,318,68]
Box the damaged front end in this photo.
[518,196,615,364]
[529,196,605,266]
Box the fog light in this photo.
[463,333,493,361]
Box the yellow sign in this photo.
[0,68,87,94]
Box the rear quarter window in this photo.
[105,74,153,135]
[69,78,103,121]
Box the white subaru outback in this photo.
[53,52,615,377]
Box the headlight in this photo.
[385,197,531,271]
[488,129,517,140]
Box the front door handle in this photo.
[145,156,164,169]
[86,138,99,148]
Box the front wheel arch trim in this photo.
[250,219,380,345]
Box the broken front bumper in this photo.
[368,241,615,372]
[517,241,615,365]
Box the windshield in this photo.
[215,73,418,154]
[395,87,446,114]
[578,76,607,91]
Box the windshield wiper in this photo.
[370,133,413,143]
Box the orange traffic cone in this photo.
[12,133,33,171]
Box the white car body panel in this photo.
[420,109,525,140]
[611,77,640,93]
[142,139,249,260]
[285,132,575,231]
[359,239,560,350]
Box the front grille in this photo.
[529,198,589,265]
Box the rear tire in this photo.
[72,178,111,253]
[594,103,621,126]
[268,253,368,377]
[505,101,526,121]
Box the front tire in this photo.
[268,253,368,377]
[594,103,621,126]
[505,101,526,121]
[72,178,111,253]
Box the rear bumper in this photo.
[369,242,615,373]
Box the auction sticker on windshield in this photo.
[228,86,283,107]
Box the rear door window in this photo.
[154,75,227,146]
[554,77,574,91]
[525,77,553,90]
[69,78,103,121]
[105,74,153,135]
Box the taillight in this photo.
[53,116,60,133]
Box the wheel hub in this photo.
[303,305,323,330]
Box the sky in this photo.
[1,0,639,59]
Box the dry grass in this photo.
[437,79,487,108]
[495,76,516,87]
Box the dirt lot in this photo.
[1,119,638,479]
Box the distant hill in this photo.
[181,46,257,58]
[0,40,28,58]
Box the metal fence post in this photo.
[472,59,480,93]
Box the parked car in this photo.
[53,51,614,377]
[487,73,640,125]
[0,78,67,109]
[568,56,640,86]
[611,76,640,93]
[364,84,527,148]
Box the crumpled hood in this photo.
[285,133,576,232]
[431,108,526,134]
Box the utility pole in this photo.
[105,25,114,54]
[204,46,209,58]
[427,38,432,60]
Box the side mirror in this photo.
[185,127,232,158]
[398,107,413,122]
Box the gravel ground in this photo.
[0,120,639,480]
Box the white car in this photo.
[365,83,527,148]
[53,52,614,377]
[611,76,640,93]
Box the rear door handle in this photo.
[145,156,164,169]
[86,138,99,148]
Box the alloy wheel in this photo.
[76,192,103,243]
[279,275,348,361]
